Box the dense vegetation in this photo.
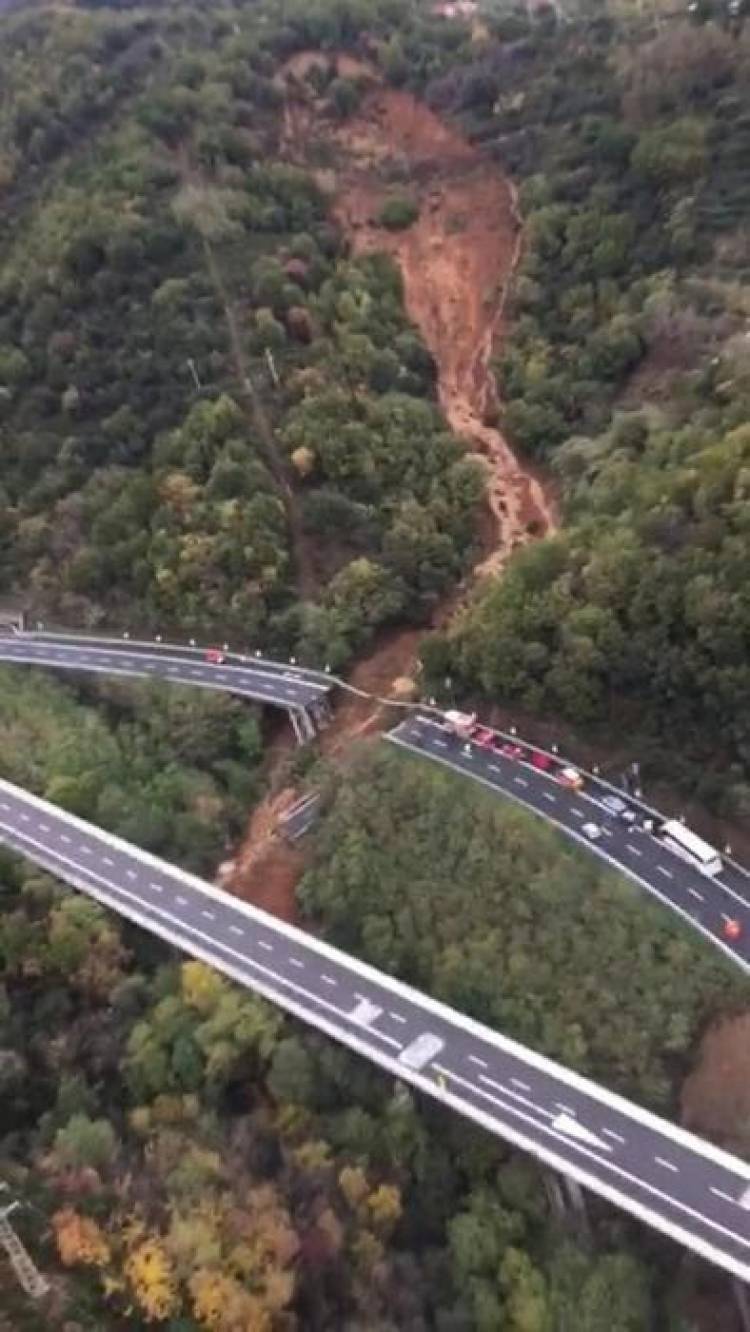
[2,0,750,1326]
[0,0,482,663]
[301,748,745,1110]
[418,7,750,792]
[0,687,674,1332]
[2,707,729,1331]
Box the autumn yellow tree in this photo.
[190,1268,271,1332]
[124,1235,180,1322]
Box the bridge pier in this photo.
[544,1172,591,1246]
[288,707,317,746]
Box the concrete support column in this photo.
[288,709,304,746]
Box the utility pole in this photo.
[0,1192,48,1299]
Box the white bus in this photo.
[659,819,723,877]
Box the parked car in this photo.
[557,766,584,791]
[498,741,524,759]
[530,750,552,772]
[723,918,742,942]
[600,793,637,823]
[205,648,225,664]
[470,725,495,748]
[582,822,601,840]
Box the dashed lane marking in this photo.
[603,1128,626,1144]
[511,1077,531,1092]
[229,924,244,936]
[542,792,556,803]
[127,868,137,879]
[655,1157,679,1173]
[289,957,304,969]
[514,776,529,787]
[175,895,188,906]
[60,834,72,844]
[19,812,29,821]
[689,888,704,902]
[80,845,92,855]
[201,909,215,921]
[469,1054,488,1068]
[627,844,642,857]
[258,940,273,952]
[321,974,337,986]
[149,881,163,894]
[102,856,114,867]
[489,764,501,774]
[656,866,673,879]
[710,1187,738,1206]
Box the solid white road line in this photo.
[435,1063,748,1250]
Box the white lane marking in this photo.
[627,843,642,857]
[289,957,304,969]
[557,1102,576,1116]
[201,909,215,921]
[514,776,528,787]
[433,1063,750,1251]
[433,738,448,749]
[19,812,29,821]
[489,764,501,774]
[511,1076,531,1092]
[710,1188,738,1206]
[102,856,114,868]
[258,940,273,952]
[80,845,92,855]
[60,833,72,844]
[39,822,50,833]
[689,888,704,902]
[389,1011,407,1023]
[0,802,9,811]
[603,1128,626,1144]
[350,996,383,1027]
[655,1156,679,1173]
[721,912,734,924]
[6,782,750,1246]
[175,895,188,906]
[149,881,163,894]
[552,1112,612,1150]
[542,792,556,803]
[229,924,244,936]
[571,809,585,820]
[469,1054,488,1068]
[656,866,673,879]
[321,974,337,986]
[127,868,137,879]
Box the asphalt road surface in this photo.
[0,776,747,1279]
[387,715,750,974]
[0,632,331,711]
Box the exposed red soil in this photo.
[282,55,557,577]
[681,1013,750,1156]
[226,59,562,919]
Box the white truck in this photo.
[442,709,477,739]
